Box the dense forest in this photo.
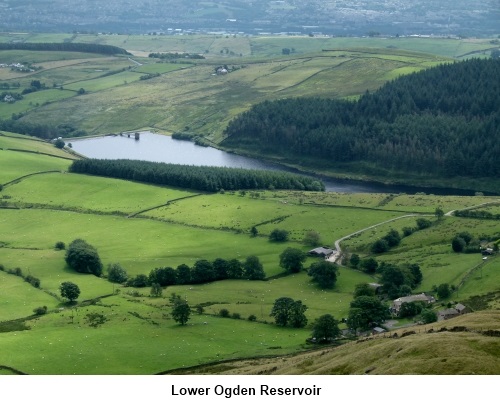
[0,42,130,55]
[69,159,324,192]
[223,59,499,178]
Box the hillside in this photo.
[222,58,500,192]
[1,133,499,375]
[165,310,500,375]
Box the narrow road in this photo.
[328,199,499,264]
[327,214,431,264]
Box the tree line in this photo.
[223,58,500,179]
[0,42,130,55]
[69,159,325,192]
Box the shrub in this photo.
[269,229,289,242]
[402,227,415,237]
[231,313,241,319]
[436,283,451,299]
[126,274,148,288]
[371,239,389,254]
[107,263,128,283]
[65,239,103,277]
[219,308,230,318]
[33,306,48,315]
[54,241,65,250]
[248,314,257,321]
[416,218,432,230]
[25,275,40,288]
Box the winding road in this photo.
[328,200,499,264]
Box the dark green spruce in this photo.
[222,58,499,179]
[69,159,324,192]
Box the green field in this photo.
[1,34,499,374]
[0,150,70,184]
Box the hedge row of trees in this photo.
[454,209,500,220]
[0,264,41,288]
[0,42,130,55]
[115,255,266,289]
[69,159,325,192]
[223,59,500,178]
[370,218,434,254]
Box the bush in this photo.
[402,227,415,237]
[126,274,148,288]
[436,283,451,299]
[54,241,65,250]
[416,218,432,230]
[231,313,241,319]
[25,275,41,288]
[107,263,128,283]
[65,239,103,277]
[269,229,289,242]
[248,314,257,321]
[33,306,48,315]
[371,238,389,254]
[219,308,230,318]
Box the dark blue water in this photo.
[69,131,480,195]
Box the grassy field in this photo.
[3,34,495,184]
[3,35,465,142]
[0,132,77,159]
[180,310,500,375]
[1,33,499,374]
[0,150,71,184]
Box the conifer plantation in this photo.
[223,59,499,179]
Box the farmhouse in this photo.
[391,293,435,316]
[438,308,459,321]
[308,247,335,258]
[455,303,469,315]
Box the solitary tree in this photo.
[308,261,338,289]
[302,230,321,246]
[435,207,445,220]
[60,281,80,303]
[170,293,191,325]
[279,247,307,273]
[311,314,341,343]
[65,239,103,277]
[270,297,307,328]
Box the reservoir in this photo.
[69,131,478,195]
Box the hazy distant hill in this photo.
[1,0,498,36]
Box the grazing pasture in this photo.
[1,32,499,374]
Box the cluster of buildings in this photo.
[0,62,35,72]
